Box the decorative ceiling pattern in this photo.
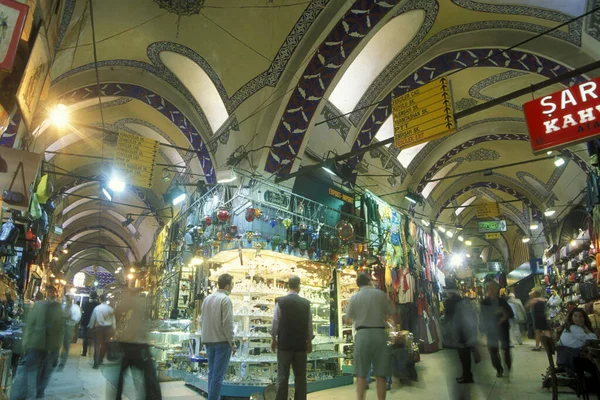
[264,0,401,176]
[345,48,585,177]
[58,83,215,183]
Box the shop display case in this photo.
[149,319,199,381]
[184,249,353,397]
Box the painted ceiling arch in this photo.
[434,181,543,221]
[54,83,215,182]
[344,47,587,176]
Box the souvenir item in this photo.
[217,208,230,222]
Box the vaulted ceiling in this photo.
[32,0,600,272]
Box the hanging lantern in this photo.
[246,231,254,243]
[225,233,233,242]
[216,231,223,241]
[336,220,354,241]
[272,235,282,246]
[245,207,256,222]
[299,241,308,251]
[277,216,284,224]
[306,225,313,234]
[311,232,319,241]
[263,213,269,222]
[265,236,271,244]
[282,218,292,229]
[254,208,262,218]
[204,216,212,226]
[230,225,238,234]
[269,218,277,228]
[217,208,230,222]
[298,223,307,233]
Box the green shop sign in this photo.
[478,220,507,233]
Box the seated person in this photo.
[557,308,598,376]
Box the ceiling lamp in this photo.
[164,187,186,206]
[421,219,430,227]
[438,226,446,233]
[108,176,126,192]
[553,157,565,167]
[122,214,135,227]
[544,209,556,217]
[522,237,531,243]
[216,168,237,184]
[458,235,464,242]
[49,104,69,128]
[530,223,539,230]
[465,253,471,258]
[404,190,424,205]
[321,160,337,176]
[446,230,454,238]
[465,240,472,246]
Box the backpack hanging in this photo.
[2,162,28,206]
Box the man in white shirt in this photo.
[201,274,236,400]
[88,294,116,369]
[58,295,81,369]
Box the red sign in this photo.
[523,76,600,154]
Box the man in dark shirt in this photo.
[80,292,99,356]
[271,276,313,400]
[480,280,514,377]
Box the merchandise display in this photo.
[183,249,352,396]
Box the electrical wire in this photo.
[315,5,600,127]
[203,1,311,9]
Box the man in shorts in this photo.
[344,273,394,400]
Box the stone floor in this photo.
[8,338,578,399]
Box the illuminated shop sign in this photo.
[523,76,600,154]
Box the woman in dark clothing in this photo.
[527,288,549,351]
[80,292,100,356]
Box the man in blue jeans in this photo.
[201,274,237,400]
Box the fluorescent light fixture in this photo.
[61,248,68,254]
[544,209,556,217]
[102,187,113,201]
[191,257,204,266]
[547,151,553,155]
[438,226,446,233]
[163,187,186,206]
[404,191,423,204]
[216,168,237,183]
[173,192,186,206]
[465,253,471,258]
[49,104,69,128]
[570,239,577,247]
[554,157,565,167]
[421,219,430,227]
[458,236,464,242]
[530,223,539,230]
[465,240,472,246]
[130,268,135,273]
[108,176,126,192]
[522,237,531,243]
[446,230,454,238]
[127,274,134,280]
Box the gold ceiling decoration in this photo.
[153,0,205,16]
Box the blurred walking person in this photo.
[527,288,549,351]
[344,273,394,400]
[58,294,81,369]
[450,290,480,383]
[480,280,513,378]
[11,286,63,400]
[114,288,161,399]
[507,294,524,345]
[201,274,236,400]
[88,294,116,369]
[271,276,313,400]
[81,292,99,356]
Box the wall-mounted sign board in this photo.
[476,202,500,219]
[478,220,507,233]
[392,77,456,149]
[524,76,600,154]
[328,188,353,204]
[485,232,502,240]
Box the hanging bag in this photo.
[35,174,53,204]
[2,162,28,206]
[29,193,43,220]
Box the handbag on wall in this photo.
[2,162,28,206]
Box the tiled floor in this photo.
[10,339,574,399]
